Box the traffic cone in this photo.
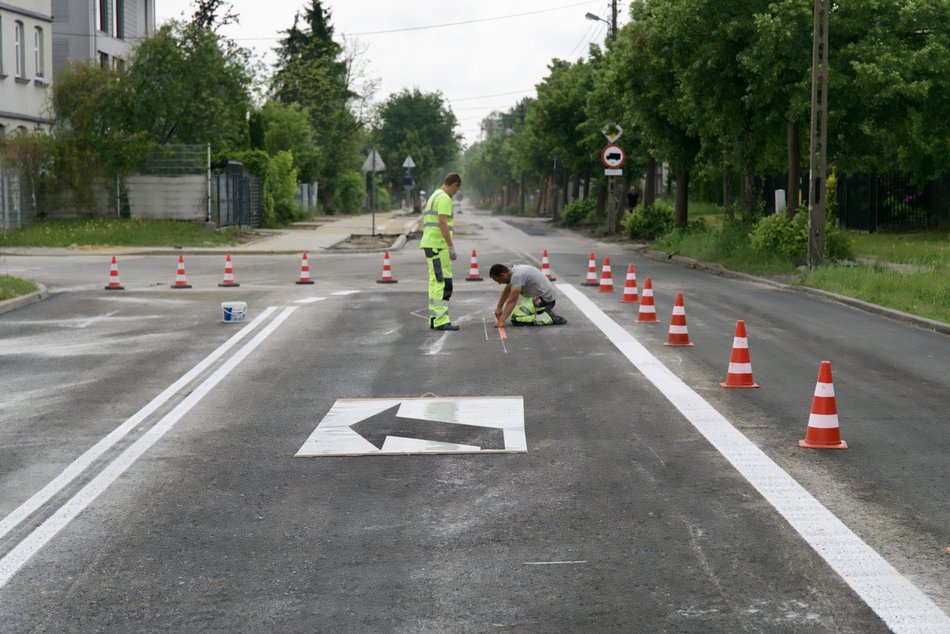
[598,257,615,292]
[296,251,315,284]
[466,249,483,281]
[620,263,638,303]
[104,256,124,291]
[720,320,759,388]
[636,277,659,323]
[218,253,240,287]
[664,293,693,346]
[581,251,599,286]
[377,251,398,284]
[541,249,556,281]
[799,361,847,449]
[172,255,192,289]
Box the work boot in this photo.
[550,315,568,325]
[432,322,459,331]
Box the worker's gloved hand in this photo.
[448,246,457,261]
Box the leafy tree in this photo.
[375,88,460,195]
[272,1,364,212]
[257,101,319,182]
[121,21,253,151]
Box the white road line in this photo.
[0,306,279,544]
[558,284,949,633]
[0,306,297,590]
[293,297,326,304]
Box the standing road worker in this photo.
[421,173,463,331]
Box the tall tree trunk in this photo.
[722,151,735,215]
[740,167,757,219]
[787,120,801,219]
[674,167,689,227]
[644,155,657,207]
[595,177,607,223]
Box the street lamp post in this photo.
[585,3,617,41]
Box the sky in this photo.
[154,0,624,147]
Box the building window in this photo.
[34,28,45,78]
[115,57,125,73]
[99,0,109,33]
[115,0,124,39]
[14,21,25,78]
[100,52,109,69]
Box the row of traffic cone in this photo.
[578,250,846,450]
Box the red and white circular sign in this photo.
[601,144,626,168]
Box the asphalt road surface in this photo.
[0,209,947,632]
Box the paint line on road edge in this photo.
[0,306,281,545]
[0,307,296,589]
[558,284,949,633]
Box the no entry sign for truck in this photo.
[601,144,625,168]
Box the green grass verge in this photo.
[0,275,39,301]
[0,218,248,248]
[800,263,950,324]
[655,223,949,324]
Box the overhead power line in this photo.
[344,1,600,36]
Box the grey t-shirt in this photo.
[509,264,556,302]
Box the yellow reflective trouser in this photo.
[424,247,453,328]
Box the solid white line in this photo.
[558,284,949,633]
[523,560,588,566]
[0,306,297,590]
[0,306,279,545]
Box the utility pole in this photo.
[808,0,829,267]
[610,0,617,41]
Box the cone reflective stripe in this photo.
[620,263,638,303]
[172,255,192,289]
[296,251,315,284]
[598,257,615,292]
[636,277,659,323]
[720,320,758,388]
[664,293,693,346]
[541,249,556,281]
[466,249,483,281]
[218,253,240,287]
[581,252,598,286]
[377,251,398,283]
[800,361,847,449]
[104,256,124,290]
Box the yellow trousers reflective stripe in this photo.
[424,248,453,327]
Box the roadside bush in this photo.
[749,209,853,261]
[375,186,393,211]
[332,170,366,214]
[267,151,301,225]
[622,200,675,239]
[560,198,595,226]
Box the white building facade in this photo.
[0,0,54,134]
[51,0,155,75]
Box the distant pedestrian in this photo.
[489,263,567,327]
[420,174,462,331]
[627,184,640,212]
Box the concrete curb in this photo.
[0,283,49,316]
[632,245,950,336]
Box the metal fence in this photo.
[0,164,35,234]
[212,161,262,228]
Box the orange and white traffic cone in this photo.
[104,256,124,291]
[377,251,398,284]
[218,253,240,287]
[636,277,659,323]
[296,251,315,284]
[664,293,693,346]
[799,361,847,449]
[620,263,638,303]
[172,255,192,289]
[581,252,599,286]
[720,320,759,388]
[598,257,615,292]
[541,249,556,281]
[466,249,483,281]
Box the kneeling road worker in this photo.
[489,263,568,328]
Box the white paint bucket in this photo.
[221,301,247,323]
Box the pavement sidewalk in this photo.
[0,210,422,258]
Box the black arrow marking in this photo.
[350,405,505,450]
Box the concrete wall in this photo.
[125,174,206,221]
